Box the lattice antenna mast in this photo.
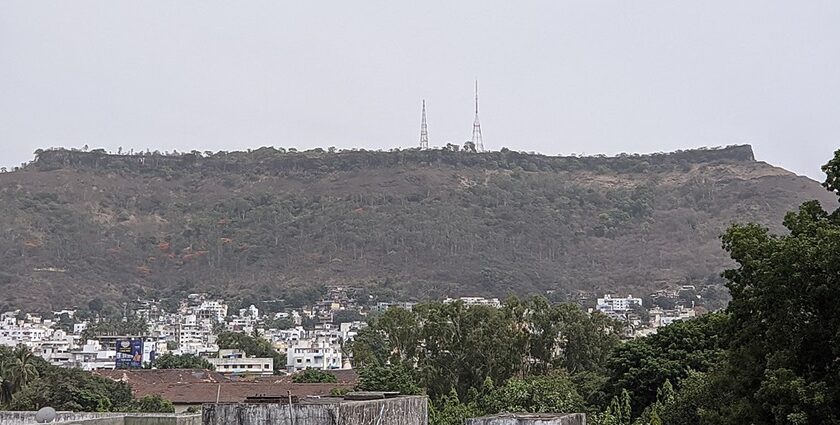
[419,100,429,149]
[470,80,484,152]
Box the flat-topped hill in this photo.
[0,145,834,311]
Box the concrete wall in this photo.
[0,411,123,425]
[123,414,201,425]
[0,411,200,425]
[337,396,427,425]
[465,414,585,425]
[202,396,428,425]
[62,418,124,425]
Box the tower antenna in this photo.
[470,80,484,152]
[419,100,429,149]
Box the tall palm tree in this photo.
[0,360,13,405]
[8,345,38,393]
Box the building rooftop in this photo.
[93,368,357,405]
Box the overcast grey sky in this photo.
[1,1,839,178]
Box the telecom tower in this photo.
[419,100,429,149]
[470,80,484,152]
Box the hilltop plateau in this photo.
[0,145,834,311]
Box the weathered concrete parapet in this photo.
[465,413,586,425]
[0,411,200,425]
[202,395,428,425]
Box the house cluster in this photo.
[0,310,159,370]
[2,281,713,373]
[593,284,706,338]
[0,288,374,374]
[443,296,502,308]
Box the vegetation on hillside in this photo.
[0,145,830,311]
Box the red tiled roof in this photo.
[93,369,355,404]
[94,369,227,386]
[325,369,358,384]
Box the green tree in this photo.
[7,345,39,393]
[429,388,481,425]
[133,394,175,413]
[415,302,524,400]
[349,327,392,368]
[263,317,294,330]
[374,307,422,366]
[483,372,586,414]
[80,317,148,341]
[333,309,364,324]
[10,367,133,412]
[351,297,621,410]
[151,353,215,370]
[673,149,840,424]
[604,313,727,415]
[356,363,422,395]
[654,372,725,425]
[0,354,13,405]
[291,368,338,383]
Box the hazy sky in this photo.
[2,1,839,179]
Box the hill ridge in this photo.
[0,144,833,312]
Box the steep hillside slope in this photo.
[0,145,834,311]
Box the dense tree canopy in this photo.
[706,151,840,424]
[0,345,174,413]
[604,313,727,415]
[351,297,621,424]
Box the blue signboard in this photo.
[115,339,143,369]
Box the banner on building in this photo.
[115,339,143,369]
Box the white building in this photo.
[207,349,273,375]
[175,315,216,354]
[196,300,228,323]
[274,326,306,344]
[443,297,501,308]
[286,338,343,371]
[0,322,53,348]
[596,294,643,314]
[650,306,697,327]
[373,302,417,312]
[239,305,259,320]
[67,340,116,371]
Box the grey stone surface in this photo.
[35,407,57,423]
[124,415,201,425]
[465,413,586,425]
[202,395,428,425]
[0,411,123,425]
[0,411,200,425]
